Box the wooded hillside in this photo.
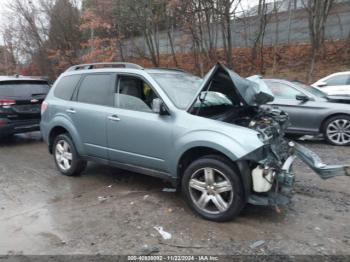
[0,0,349,83]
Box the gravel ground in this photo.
[0,132,349,256]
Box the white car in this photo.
[312,71,350,96]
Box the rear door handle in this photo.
[66,108,76,114]
[108,115,120,121]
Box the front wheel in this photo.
[181,155,244,222]
[323,115,350,146]
[53,134,87,176]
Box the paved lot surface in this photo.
[0,132,349,255]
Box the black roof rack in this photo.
[66,62,144,72]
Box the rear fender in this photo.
[48,115,85,155]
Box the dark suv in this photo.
[0,75,50,138]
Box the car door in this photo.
[68,73,114,159]
[265,80,322,134]
[106,74,173,172]
[321,74,350,95]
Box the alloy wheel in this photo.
[189,167,233,214]
[326,119,350,145]
[55,140,73,171]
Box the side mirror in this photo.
[152,98,168,115]
[315,81,327,87]
[296,94,309,102]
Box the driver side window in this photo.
[115,75,158,113]
[266,81,302,100]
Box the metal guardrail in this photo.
[65,62,144,72]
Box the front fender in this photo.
[170,130,263,176]
[47,114,85,156]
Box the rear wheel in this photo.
[53,134,86,176]
[323,115,350,146]
[182,155,244,222]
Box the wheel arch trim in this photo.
[47,116,84,155]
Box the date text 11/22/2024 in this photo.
[127,255,219,261]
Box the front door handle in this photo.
[66,108,76,114]
[108,115,120,121]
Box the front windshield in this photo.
[149,72,202,109]
[293,81,326,97]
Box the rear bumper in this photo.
[40,121,49,143]
[0,119,40,137]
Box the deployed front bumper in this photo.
[247,142,350,207]
[294,143,350,179]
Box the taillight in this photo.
[0,119,7,127]
[41,101,48,115]
[0,99,16,106]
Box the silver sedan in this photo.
[264,79,350,146]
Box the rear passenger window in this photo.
[326,75,350,86]
[77,74,113,106]
[54,75,81,100]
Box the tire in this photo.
[53,133,87,176]
[181,155,244,222]
[323,115,350,146]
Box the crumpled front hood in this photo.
[246,75,275,105]
[187,63,274,111]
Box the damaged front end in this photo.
[241,106,350,208]
[188,63,349,208]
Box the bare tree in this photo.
[272,0,282,74]
[166,5,179,67]
[251,0,268,74]
[8,0,50,73]
[217,0,240,69]
[6,0,83,77]
[125,0,169,67]
[303,0,334,82]
[286,0,297,44]
[0,26,18,74]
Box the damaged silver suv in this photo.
[41,62,349,221]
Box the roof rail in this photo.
[65,62,144,72]
[147,67,185,73]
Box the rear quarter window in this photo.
[76,74,113,106]
[54,74,81,100]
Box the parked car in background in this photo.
[264,78,350,146]
[312,72,350,96]
[40,62,349,221]
[0,75,50,139]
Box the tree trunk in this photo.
[167,30,178,67]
